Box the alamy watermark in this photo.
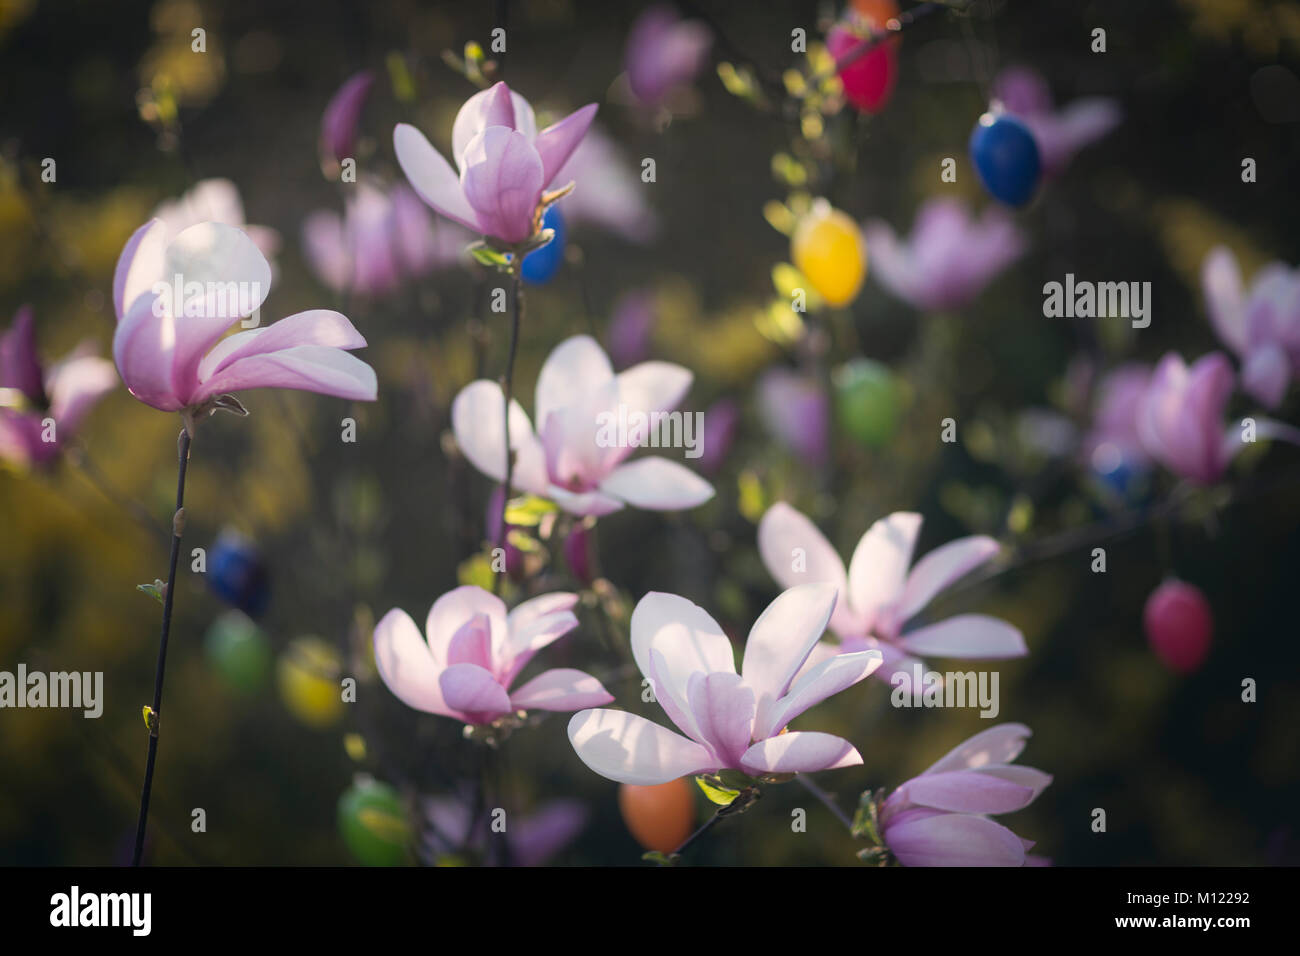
[1042,273,1151,329]
[595,404,704,459]
[151,275,262,328]
[889,664,1000,718]
[0,664,102,718]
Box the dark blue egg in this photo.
[207,531,270,618]
[1088,448,1151,511]
[969,112,1041,207]
[521,205,565,285]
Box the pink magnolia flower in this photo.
[880,723,1051,867]
[625,5,712,108]
[863,198,1025,311]
[373,586,612,726]
[394,81,597,246]
[152,178,280,269]
[112,219,376,414]
[605,289,657,369]
[757,503,1025,683]
[568,584,881,785]
[1136,351,1241,484]
[993,65,1121,177]
[1202,246,1300,408]
[451,334,715,516]
[319,70,375,170]
[302,180,470,297]
[1079,362,1153,469]
[0,306,117,468]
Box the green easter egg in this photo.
[834,359,900,448]
[204,610,272,692]
[338,778,412,866]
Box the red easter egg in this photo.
[829,2,900,114]
[1143,579,1213,674]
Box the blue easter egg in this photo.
[1088,446,1151,510]
[521,206,565,285]
[969,112,1041,207]
[207,531,270,617]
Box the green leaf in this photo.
[468,243,511,269]
[695,774,741,807]
[137,580,166,605]
[504,495,557,527]
[642,850,679,866]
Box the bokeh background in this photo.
[2,0,1299,865]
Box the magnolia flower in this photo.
[112,219,376,416]
[320,70,375,170]
[697,398,739,477]
[1201,246,1300,408]
[451,334,714,516]
[863,198,1024,311]
[373,586,612,725]
[993,65,1120,177]
[0,306,117,468]
[152,178,280,268]
[394,81,597,246]
[880,723,1051,866]
[1079,362,1153,469]
[625,5,712,108]
[756,368,829,467]
[757,503,1026,682]
[568,584,881,785]
[422,795,586,866]
[302,180,470,297]
[605,289,656,369]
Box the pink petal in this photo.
[509,667,613,712]
[195,345,375,404]
[500,608,579,686]
[846,512,922,625]
[113,219,167,322]
[895,770,1035,814]
[741,582,839,711]
[1241,344,1290,409]
[753,650,881,740]
[45,354,117,433]
[740,731,861,775]
[373,607,454,717]
[598,457,715,510]
[534,334,615,426]
[320,70,374,164]
[924,723,1032,775]
[567,708,714,785]
[451,83,537,166]
[393,123,482,233]
[898,536,1000,622]
[629,590,735,688]
[112,292,181,411]
[886,811,1026,866]
[1202,246,1247,355]
[534,103,598,187]
[439,662,512,723]
[300,210,351,294]
[197,310,366,381]
[898,614,1027,659]
[507,592,579,633]
[460,126,544,245]
[450,379,545,488]
[446,613,495,669]
[757,502,858,636]
[685,670,755,767]
[546,485,625,517]
[425,586,508,668]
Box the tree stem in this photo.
[131,426,192,866]
[492,265,523,596]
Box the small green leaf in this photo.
[642,850,679,866]
[695,774,741,806]
[468,243,511,269]
[141,705,156,731]
[137,580,166,605]
[504,495,558,527]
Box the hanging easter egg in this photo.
[338,777,412,866]
[204,609,272,692]
[618,779,696,853]
[828,1,900,114]
[791,203,867,308]
[206,529,270,618]
[277,636,345,728]
[521,205,565,285]
[834,358,900,448]
[1143,579,1213,674]
[1088,444,1150,507]
[969,111,1042,207]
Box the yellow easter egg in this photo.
[278,636,345,729]
[791,204,867,307]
